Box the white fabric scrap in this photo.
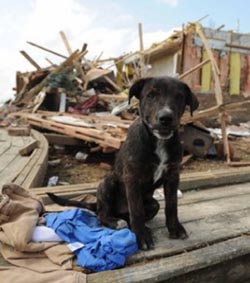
[31,226,62,242]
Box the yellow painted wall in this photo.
[229,52,241,95]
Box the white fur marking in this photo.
[154,140,168,184]
[153,130,173,140]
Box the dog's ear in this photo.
[128,78,152,104]
[184,84,199,116]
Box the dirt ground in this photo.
[45,136,250,186]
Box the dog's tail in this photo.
[47,192,97,211]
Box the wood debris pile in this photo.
[1,23,250,164]
[2,32,140,152]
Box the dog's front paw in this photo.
[168,223,188,239]
[134,226,154,250]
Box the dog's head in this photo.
[129,76,199,140]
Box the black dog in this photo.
[48,76,199,250]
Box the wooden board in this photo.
[0,128,48,190]
[88,182,250,282]
[31,166,250,205]
[3,172,250,281]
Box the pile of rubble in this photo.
[1,24,250,165]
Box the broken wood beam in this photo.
[103,75,122,92]
[20,51,41,70]
[59,30,73,55]
[13,113,123,149]
[179,58,210,79]
[195,22,230,162]
[181,99,250,124]
[226,43,250,51]
[17,50,80,104]
[195,23,222,105]
[27,41,68,59]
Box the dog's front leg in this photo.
[163,164,188,239]
[125,178,154,250]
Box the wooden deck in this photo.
[86,181,250,283]
[0,128,48,190]
[1,127,250,281]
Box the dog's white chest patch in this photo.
[154,140,168,184]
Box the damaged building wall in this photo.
[147,53,178,77]
[145,25,250,99]
[192,26,250,97]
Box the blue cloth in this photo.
[45,208,138,272]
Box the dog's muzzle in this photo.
[152,109,176,140]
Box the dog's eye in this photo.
[147,91,157,99]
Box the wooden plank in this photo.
[179,182,250,206]
[44,133,85,146]
[30,167,250,201]
[0,149,20,173]
[195,23,223,105]
[179,58,210,80]
[14,130,48,188]
[21,130,48,188]
[59,31,73,55]
[180,166,250,190]
[0,155,30,187]
[0,141,11,157]
[20,50,41,70]
[229,161,250,167]
[151,188,250,229]
[19,140,38,156]
[201,50,211,92]
[88,236,250,283]
[229,52,241,95]
[27,41,68,59]
[17,114,123,149]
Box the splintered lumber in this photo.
[20,51,41,70]
[27,41,68,59]
[16,50,80,105]
[195,23,222,105]
[59,31,73,55]
[12,113,126,149]
[181,99,250,124]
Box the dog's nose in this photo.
[158,110,174,126]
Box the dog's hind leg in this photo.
[97,175,128,230]
[144,197,160,221]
